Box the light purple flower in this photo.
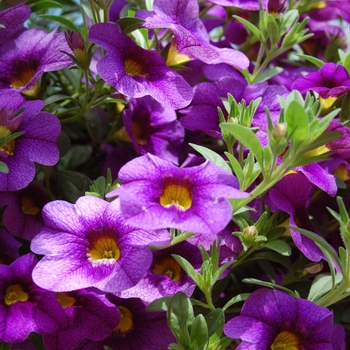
[107,153,249,235]
[0,28,73,96]
[206,0,268,11]
[31,196,170,292]
[0,254,66,343]
[122,96,185,164]
[0,4,31,46]
[88,23,193,109]
[0,90,61,191]
[43,289,120,350]
[136,0,249,69]
[224,288,345,349]
[117,241,202,303]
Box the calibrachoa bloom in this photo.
[107,153,249,235]
[0,254,66,343]
[88,23,193,110]
[122,96,185,164]
[43,289,120,350]
[0,227,21,265]
[0,28,73,96]
[31,196,170,292]
[0,90,61,191]
[224,288,346,350]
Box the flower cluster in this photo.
[0,0,350,349]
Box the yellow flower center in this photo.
[166,43,190,66]
[124,58,147,78]
[56,292,76,308]
[271,330,300,350]
[334,163,350,182]
[88,236,120,261]
[160,176,192,211]
[153,256,182,281]
[0,126,11,138]
[114,306,133,334]
[21,195,40,215]
[5,284,28,305]
[319,97,337,111]
[132,121,147,145]
[0,136,15,155]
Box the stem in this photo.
[316,282,350,308]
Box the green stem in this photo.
[316,282,350,308]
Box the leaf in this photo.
[262,240,291,256]
[117,17,146,34]
[172,254,198,284]
[0,162,9,174]
[232,15,265,43]
[189,143,232,174]
[297,54,324,68]
[285,101,309,147]
[147,296,173,312]
[278,9,299,36]
[30,0,63,12]
[37,14,79,32]
[301,131,342,153]
[308,274,343,302]
[190,314,208,348]
[242,278,298,296]
[205,309,225,337]
[224,152,243,186]
[223,293,250,311]
[220,123,264,167]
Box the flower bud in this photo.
[268,0,286,13]
[302,262,323,275]
[272,122,287,140]
[243,226,258,244]
[228,117,239,124]
[64,31,89,69]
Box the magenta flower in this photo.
[0,28,73,96]
[0,4,31,46]
[31,196,170,292]
[206,0,268,10]
[122,96,185,164]
[117,241,202,303]
[0,254,66,343]
[107,154,249,235]
[136,0,249,69]
[88,23,193,110]
[0,90,61,191]
[43,289,120,350]
[224,288,345,349]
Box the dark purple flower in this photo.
[325,119,350,159]
[122,96,185,164]
[136,0,249,69]
[0,4,30,46]
[0,182,51,240]
[0,228,20,265]
[0,28,73,96]
[107,153,249,235]
[308,1,350,23]
[43,289,120,350]
[206,0,268,11]
[0,254,66,343]
[292,63,350,103]
[31,196,170,292]
[88,23,193,110]
[77,296,176,350]
[117,241,202,303]
[224,288,345,349]
[0,90,61,191]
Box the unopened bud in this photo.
[243,225,258,244]
[272,122,287,140]
[228,117,239,124]
[302,262,323,275]
[64,31,89,69]
[268,0,286,13]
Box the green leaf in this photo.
[278,9,299,36]
[297,54,324,68]
[56,170,85,191]
[146,296,173,312]
[344,53,350,76]
[0,151,11,174]
[117,17,145,34]
[205,309,225,337]
[37,14,79,32]
[242,278,298,296]
[220,123,264,167]
[172,254,198,284]
[168,345,183,350]
[190,314,208,348]
[0,342,11,350]
[189,143,232,174]
[301,131,342,153]
[308,274,343,302]
[285,101,309,146]
[30,0,63,12]
[262,240,291,256]
[232,15,265,43]
[224,152,243,187]
[223,293,250,311]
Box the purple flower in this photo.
[0,28,73,96]
[292,63,350,104]
[122,96,185,164]
[31,196,170,292]
[136,0,249,69]
[88,23,193,110]
[0,91,61,191]
[0,228,21,265]
[0,4,31,46]
[0,182,51,240]
[43,289,120,350]
[77,296,176,350]
[0,254,66,343]
[117,241,202,303]
[107,154,249,235]
[206,0,268,11]
[224,288,345,349]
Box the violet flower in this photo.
[0,90,61,191]
[88,23,193,110]
[0,28,73,96]
[0,254,66,343]
[0,4,30,46]
[122,96,185,164]
[206,0,268,11]
[136,0,249,69]
[0,228,21,265]
[107,153,249,235]
[224,288,345,349]
[31,196,170,292]
[117,241,202,303]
